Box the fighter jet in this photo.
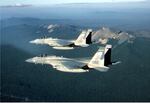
[26,45,120,73]
[30,29,93,50]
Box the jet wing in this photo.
[45,38,74,47]
[30,38,74,47]
[46,57,88,73]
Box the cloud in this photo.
[100,0,147,3]
[60,0,147,4]
[0,0,148,6]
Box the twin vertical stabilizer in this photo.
[74,29,92,46]
[88,45,112,69]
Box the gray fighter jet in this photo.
[26,45,120,73]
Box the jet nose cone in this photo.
[29,40,36,43]
[26,58,34,63]
[29,39,44,44]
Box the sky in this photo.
[0,0,149,6]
